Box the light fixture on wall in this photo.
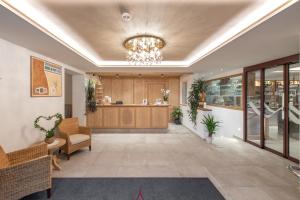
[123,35,166,65]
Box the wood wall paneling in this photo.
[102,107,119,128]
[119,107,135,128]
[168,78,180,106]
[111,78,123,102]
[147,82,166,104]
[135,107,151,128]
[151,107,168,128]
[102,77,112,97]
[87,108,103,128]
[122,78,134,104]
[133,78,145,104]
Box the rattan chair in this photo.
[0,144,52,200]
[58,117,91,160]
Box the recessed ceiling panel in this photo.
[39,0,252,61]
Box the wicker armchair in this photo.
[58,117,91,160]
[0,144,52,200]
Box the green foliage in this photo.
[34,113,63,138]
[188,79,206,126]
[171,106,183,120]
[86,79,97,112]
[201,114,221,137]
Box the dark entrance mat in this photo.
[22,178,225,200]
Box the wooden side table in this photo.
[47,138,66,171]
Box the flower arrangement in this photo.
[161,88,170,102]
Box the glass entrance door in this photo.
[264,66,285,154]
[288,63,300,160]
[244,55,299,163]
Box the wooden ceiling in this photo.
[39,0,253,61]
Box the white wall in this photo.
[180,72,244,139]
[72,75,86,125]
[0,38,85,152]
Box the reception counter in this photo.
[86,104,169,129]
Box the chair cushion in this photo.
[0,146,10,169]
[69,134,90,145]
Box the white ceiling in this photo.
[0,0,299,75]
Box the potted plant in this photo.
[200,114,221,144]
[171,106,183,124]
[188,79,206,126]
[86,79,97,112]
[161,88,170,104]
[34,113,63,144]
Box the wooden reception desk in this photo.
[86,104,169,129]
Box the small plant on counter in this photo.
[161,88,170,102]
[171,106,183,124]
[188,79,206,126]
[86,79,97,112]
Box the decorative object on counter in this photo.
[86,79,97,112]
[103,96,112,105]
[201,114,221,144]
[161,88,170,104]
[154,98,162,105]
[142,99,148,105]
[34,113,63,144]
[188,79,207,126]
[171,106,183,125]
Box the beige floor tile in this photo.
[53,124,300,199]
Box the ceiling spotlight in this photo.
[122,12,132,22]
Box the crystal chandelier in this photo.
[123,35,166,65]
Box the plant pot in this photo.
[174,118,181,125]
[45,136,56,144]
[206,136,212,144]
[163,101,168,105]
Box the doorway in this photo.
[244,54,299,163]
[65,72,73,118]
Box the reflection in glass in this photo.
[247,71,261,144]
[264,66,284,153]
[206,75,242,108]
[289,63,300,159]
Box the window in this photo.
[182,81,188,104]
[206,75,242,109]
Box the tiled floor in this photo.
[53,124,300,200]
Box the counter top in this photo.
[97,104,169,107]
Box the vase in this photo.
[45,136,56,144]
[206,136,212,144]
[163,101,168,105]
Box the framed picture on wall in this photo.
[30,56,62,97]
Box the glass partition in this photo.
[206,75,242,109]
[264,66,284,153]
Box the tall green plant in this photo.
[188,79,206,126]
[201,114,221,137]
[86,79,97,112]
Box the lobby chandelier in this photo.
[123,35,166,65]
